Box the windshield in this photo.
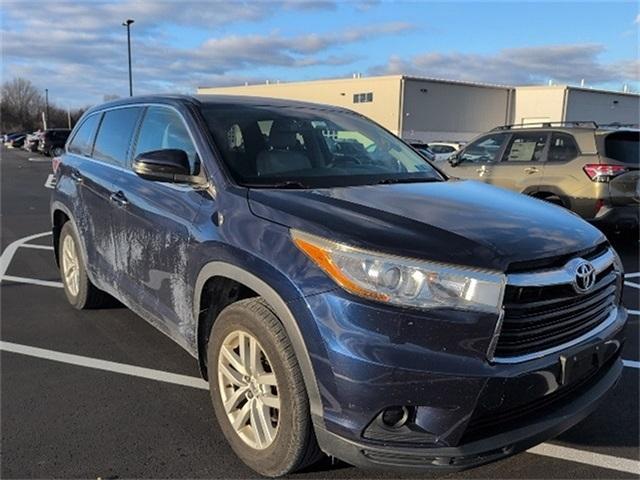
[200,104,443,188]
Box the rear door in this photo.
[490,131,548,192]
[110,105,206,345]
[83,106,143,282]
[601,131,640,206]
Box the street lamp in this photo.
[45,88,50,129]
[122,19,134,96]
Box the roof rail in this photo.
[491,121,598,131]
[597,122,639,130]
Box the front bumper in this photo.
[295,286,628,471]
[314,355,622,471]
[591,204,639,230]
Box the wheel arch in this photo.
[193,261,324,421]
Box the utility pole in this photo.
[122,19,135,96]
[45,88,50,129]
[67,106,72,129]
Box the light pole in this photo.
[44,88,50,129]
[122,19,134,96]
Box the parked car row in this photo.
[2,128,71,156]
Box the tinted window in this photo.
[459,134,507,163]
[68,114,100,156]
[430,145,455,154]
[93,107,141,166]
[604,131,639,164]
[133,106,199,174]
[547,132,578,162]
[201,104,442,188]
[503,133,547,162]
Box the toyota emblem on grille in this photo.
[573,260,596,294]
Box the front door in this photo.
[442,132,509,183]
[490,131,548,193]
[111,105,206,347]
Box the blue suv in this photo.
[52,95,627,476]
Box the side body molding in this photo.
[193,262,324,421]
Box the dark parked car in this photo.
[8,134,26,148]
[38,128,71,156]
[408,140,436,162]
[52,95,627,477]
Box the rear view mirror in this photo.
[133,149,198,183]
[448,154,460,167]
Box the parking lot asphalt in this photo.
[1,145,639,479]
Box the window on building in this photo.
[353,92,373,103]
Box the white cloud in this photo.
[635,13,640,24]
[1,0,411,106]
[370,44,639,86]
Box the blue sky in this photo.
[2,1,638,107]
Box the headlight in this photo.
[292,230,506,313]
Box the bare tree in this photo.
[0,77,45,132]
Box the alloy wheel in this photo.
[61,234,80,297]
[217,330,280,450]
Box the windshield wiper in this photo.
[244,180,311,189]
[376,177,441,185]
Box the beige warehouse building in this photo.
[198,75,639,142]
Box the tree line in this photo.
[1,77,91,133]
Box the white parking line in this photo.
[625,273,640,279]
[528,443,639,475]
[20,244,54,251]
[44,174,55,189]
[0,340,209,390]
[1,339,637,474]
[2,275,63,288]
[623,359,640,369]
[0,232,52,278]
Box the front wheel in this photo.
[207,298,323,477]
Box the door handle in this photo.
[70,170,83,183]
[524,167,539,174]
[109,191,129,207]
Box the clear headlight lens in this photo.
[292,230,506,313]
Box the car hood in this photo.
[247,180,605,271]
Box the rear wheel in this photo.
[207,298,323,477]
[59,222,112,309]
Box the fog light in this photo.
[381,406,409,429]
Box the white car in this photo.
[427,142,462,161]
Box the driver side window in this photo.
[459,133,508,163]
[133,106,199,174]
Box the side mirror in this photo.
[448,153,461,167]
[133,149,193,183]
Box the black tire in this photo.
[58,222,112,309]
[207,298,323,477]
[51,146,64,157]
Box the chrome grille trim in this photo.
[488,247,621,363]
[507,248,615,287]
[492,308,618,364]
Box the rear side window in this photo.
[548,132,579,162]
[93,107,142,166]
[503,133,547,162]
[430,145,455,154]
[68,115,100,156]
[133,106,199,174]
[605,131,639,164]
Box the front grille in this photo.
[494,263,618,358]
